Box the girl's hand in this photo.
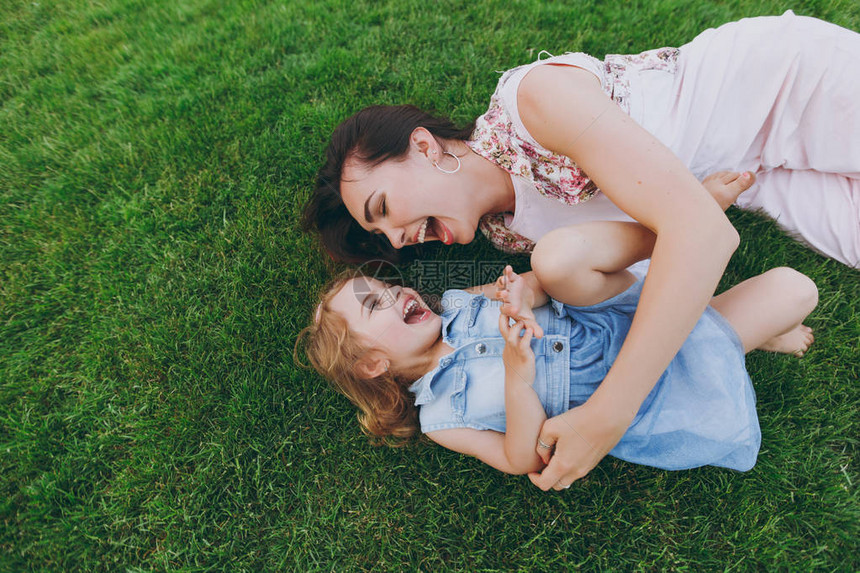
[496,266,544,338]
[499,314,536,385]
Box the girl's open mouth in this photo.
[402,296,431,324]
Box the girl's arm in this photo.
[424,314,550,475]
[518,65,739,490]
[426,428,545,475]
[498,314,548,472]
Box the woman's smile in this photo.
[414,217,454,245]
[338,142,499,251]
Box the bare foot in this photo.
[758,324,815,357]
[702,170,756,211]
[496,266,544,338]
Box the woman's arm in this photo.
[518,65,739,490]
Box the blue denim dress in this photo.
[409,280,760,471]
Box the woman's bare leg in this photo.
[709,267,818,356]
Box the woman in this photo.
[303,12,859,490]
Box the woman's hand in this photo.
[528,400,633,490]
[499,314,537,385]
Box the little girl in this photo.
[300,222,817,481]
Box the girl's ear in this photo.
[355,351,389,380]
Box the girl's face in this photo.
[339,133,485,251]
[329,277,442,374]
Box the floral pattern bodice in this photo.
[466,47,680,254]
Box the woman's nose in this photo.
[382,226,407,248]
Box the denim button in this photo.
[552,341,564,352]
[440,358,452,367]
[475,343,487,354]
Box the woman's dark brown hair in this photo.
[302,105,475,263]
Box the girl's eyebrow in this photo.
[361,293,374,316]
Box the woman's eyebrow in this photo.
[364,190,378,224]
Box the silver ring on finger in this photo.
[537,438,552,450]
[557,481,571,490]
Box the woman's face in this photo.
[339,134,484,251]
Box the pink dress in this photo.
[466,11,860,267]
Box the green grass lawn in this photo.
[1,0,858,570]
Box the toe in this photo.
[718,170,737,183]
[727,171,756,193]
[739,171,756,189]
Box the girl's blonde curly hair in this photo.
[295,275,419,444]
